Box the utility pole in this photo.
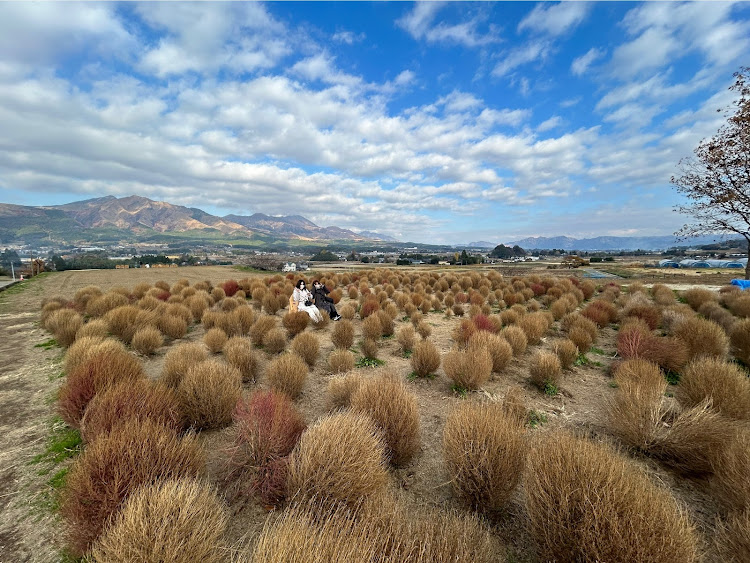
[11,262,15,281]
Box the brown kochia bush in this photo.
[517,312,549,345]
[552,338,578,370]
[360,338,379,360]
[283,311,310,337]
[679,357,750,421]
[291,332,319,368]
[250,315,277,347]
[223,337,259,383]
[730,318,750,365]
[673,316,729,360]
[443,402,528,512]
[712,430,750,513]
[80,379,182,443]
[397,325,416,354]
[266,353,308,400]
[617,319,689,373]
[528,351,562,392]
[716,509,750,563]
[157,314,188,340]
[58,347,146,428]
[468,331,512,374]
[263,327,287,354]
[90,478,227,563]
[607,359,666,451]
[327,372,362,411]
[178,360,242,430]
[328,348,355,374]
[350,371,421,466]
[524,431,699,563]
[224,391,306,506]
[502,325,528,357]
[443,345,492,391]
[63,336,122,376]
[683,287,718,311]
[410,339,440,377]
[61,419,204,557]
[286,411,389,512]
[162,341,208,388]
[45,308,84,347]
[362,314,383,341]
[331,319,354,350]
[203,327,228,354]
[130,326,164,355]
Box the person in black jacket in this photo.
[311,280,341,320]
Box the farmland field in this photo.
[1,264,748,561]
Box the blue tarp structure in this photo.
[731,279,750,290]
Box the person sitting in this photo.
[292,279,323,323]
[311,280,341,320]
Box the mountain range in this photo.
[0,195,395,246]
[505,235,728,252]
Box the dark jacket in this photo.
[312,285,333,305]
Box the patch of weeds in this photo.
[608,381,619,388]
[575,353,591,366]
[34,338,59,349]
[665,371,680,385]
[48,370,65,382]
[665,391,675,398]
[543,381,558,396]
[382,334,394,340]
[527,410,548,428]
[402,316,410,322]
[403,349,413,359]
[451,384,468,397]
[590,346,606,355]
[355,357,385,368]
[407,371,436,381]
[31,417,82,466]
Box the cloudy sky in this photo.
[0,2,747,244]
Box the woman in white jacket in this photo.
[292,280,323,322]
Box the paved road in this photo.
[0,279,19,290]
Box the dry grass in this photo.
[443,346,492,390]
[331,319,354,350]
[339,303,355,320]
[730,318,750,364]
[266,353,308,400]
[524,431,699,563]
[673,316,729,360]
[552,338,578,370]
[468,331,513,374]
[410,339,441,377]
[679,357,750,421]
[63,336,124,376]
[80,379,182,443]
[517,312,549,345]
[130,326,164,355]
[178,359,242,430]
[263,327,287,354]
[362,314,383,341]
[157,314,188,339]
[528,351,562,392]
[86,292,129,318]
[291,332,320,368]
[58,347,146,428]
[361,338,379,359]
[90,478,227,563]
[162,341,208,388]
[727,295,750,318]
[61,419,204,557]
[716,509,750,563]
[75,318,110,340]
[286,411,389,512]
[698,301,736,332]
[204,327,228,353]
[350,371,421,466]
[607,359,666,451]
[443,401,527,512]
[327,372,362,411]
[224,391,306,506]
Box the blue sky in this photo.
[0,2,748,244]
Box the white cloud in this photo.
[492,41,551,77]
[397,1,498,47]
[571,47,605,76]
[332,30,366,45]
[537,116,562,132]
[518,2,591,36]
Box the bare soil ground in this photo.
[0,265,736,562]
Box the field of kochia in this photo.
[36,267,750,562]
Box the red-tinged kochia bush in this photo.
[61,419,204,557]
